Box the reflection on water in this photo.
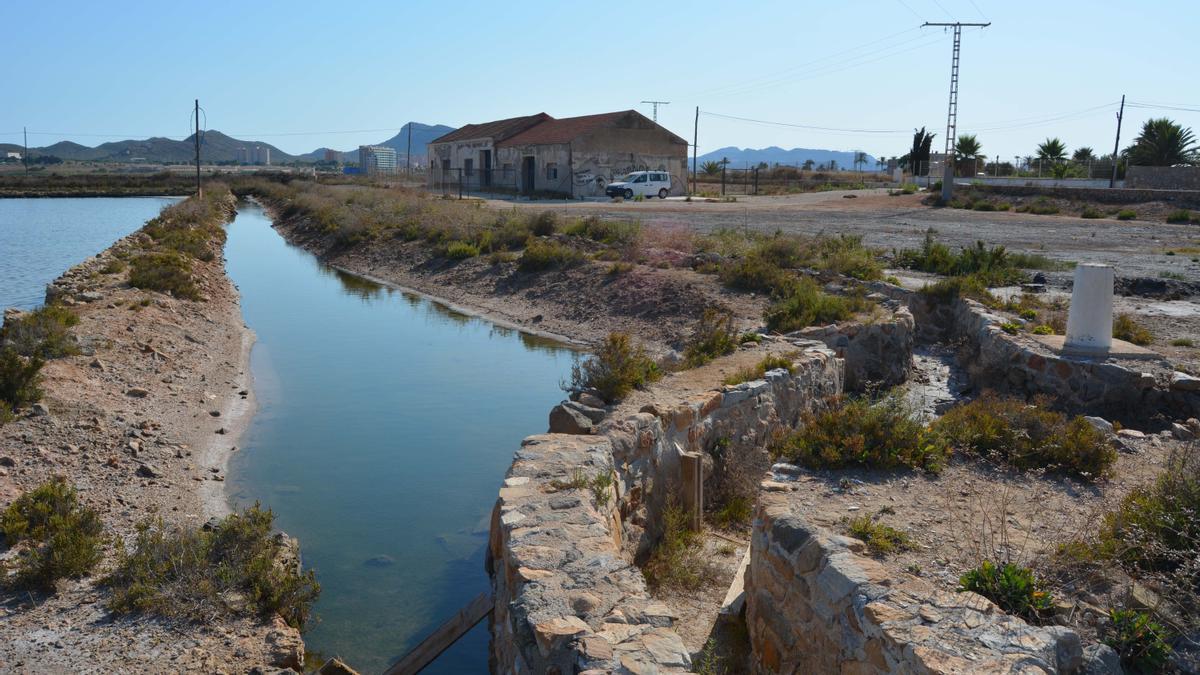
[224,202,576,673]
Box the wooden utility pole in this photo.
[692,106,699,195]
[193,99,202,196]
[923,21,990,202]
[1109,95,1125,189]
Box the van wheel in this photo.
[658,188,668,199]
[623,189,634,200]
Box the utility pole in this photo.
[641,100,670,122]
[922,21,990,202]
[692,106,699,195]
[23,126,28,175]
[193,99,202,197]
[406,121,413,177]
[1109,95,1125,189]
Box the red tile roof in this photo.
[429,113,551,145]
[498,110,688,147]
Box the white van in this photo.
[605,170,671,199]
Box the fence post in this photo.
[458,169,463,200]
[680,452,703,532]
[753,167,758,195]
[721,163,726,196]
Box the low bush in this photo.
[564,215,641,246]
[959,560,1053,622]
[0,348,44,410]
[566,333,661,403]
[1116,209,1137,221]
[443,241,480,260]
[1105,608,1173,673]
[1000,321,1021,335]
[129,250,200,300]
[1015,197,1059,215]
[1032,324,1055,335]
[0,477,104,590]
[643,501,715,590]
[1113,313,1152,346]
[918,274,999,306]
[719,255,792,294]
[0,304,79,358]
[897,231,1028,286]
[847,515,912,556]
[607,261,633,276]
[764,277,865,333]
[106,504,320,629]
[683,308,739,368]
[1166,209,1192,224]
[1081,206,1104,219]
[517,239,586,272]
[1171,338,1195,347]
[932,393,1116,478]
[723,353,797,386]
[771,393,948,471]
[529,210,559,236]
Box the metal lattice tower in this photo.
[923,21,989,200]
[641,100,670,122]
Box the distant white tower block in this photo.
[1064,264,1115,352]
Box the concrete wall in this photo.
[1126,165,1200,191]
[791,305,915,392]
[963,183,1200,208]
[570,125,688,197]
[495,143,574,196]
[486,343,843,674]
[747,493,1098,673]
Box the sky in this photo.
[2,0,1198,162]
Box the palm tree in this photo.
[1036,138,1068,163]
[954,134,984,175]
[802,159,815,171]
[700,160,722,176]
[1072,147,1096,163]
[853,151,868,172]
[1126,118,1198,166]
[899,127,936,171]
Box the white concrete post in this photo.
[1064,264,1114,352]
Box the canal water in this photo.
[223,203,577,673]
[0,196,180,310]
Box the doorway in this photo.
[521,156,535,195]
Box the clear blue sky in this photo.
[3,0,1197,161]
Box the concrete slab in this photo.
[1031,334,1161,361]
[718,548,751,619]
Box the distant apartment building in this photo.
[359,145,397,174]
[5,151,22,160]
[238,146,272,166]
[323,149,340,163]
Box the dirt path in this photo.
[0,222,301,672]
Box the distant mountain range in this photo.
[10,122,456,165]
[698,146,880,169]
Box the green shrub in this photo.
[106,504,320,629]
[847,515,913,556]
[1000,322,1021,335]
[764,277,865,333]
[529,210,559,236]
[1166,209,1192,224]
[101,258,128,274]
[1171,338,1195,347]
[0,348,44,410]
[0,304,79,358]
[973,202,997,212]
[517,239,586,272]
[683,308,739,368]
[564,215,641,246]
[898,231,1027,286]
[932,393,1116,478]
[771,393,948,471]
[918,274,999,306]
[1113,313,1152,346]
[1105,609,1172,673]
[1081,206,1104,219]
[959,561,1053,621]
[719,256,792,293]
[1117,209,1137,221]
[566,333,661,403]
[129,251,199,300]
[443,241,480,260]
[1,477,104,590]
[1032,325,1055,335]
[723,353,797,385]
[643,501,714,590]
[607,261,633,275]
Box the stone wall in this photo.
[792,303,915,392]
[486,343,843,674]
[968,182,1200,208]
[871,281,1200,424]
[746,493,1101,674]
[1126,165,1200,191]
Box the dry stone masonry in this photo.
[487,341,843,673]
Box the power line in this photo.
[1127,102,1200,114]
[641,100,670,122]
[929,0,956,20]
[894,0,921,19]
[923,20,991,201]
[966,0,989,21]
[700,111,902,134]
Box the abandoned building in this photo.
[426,110,689,197]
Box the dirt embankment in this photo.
[267,204,766,356]
[0,208,302,671]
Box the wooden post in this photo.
[383,592,493,675]
[680,452,703,531]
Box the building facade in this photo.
[427,110,688,197]
[359,145,397,174]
